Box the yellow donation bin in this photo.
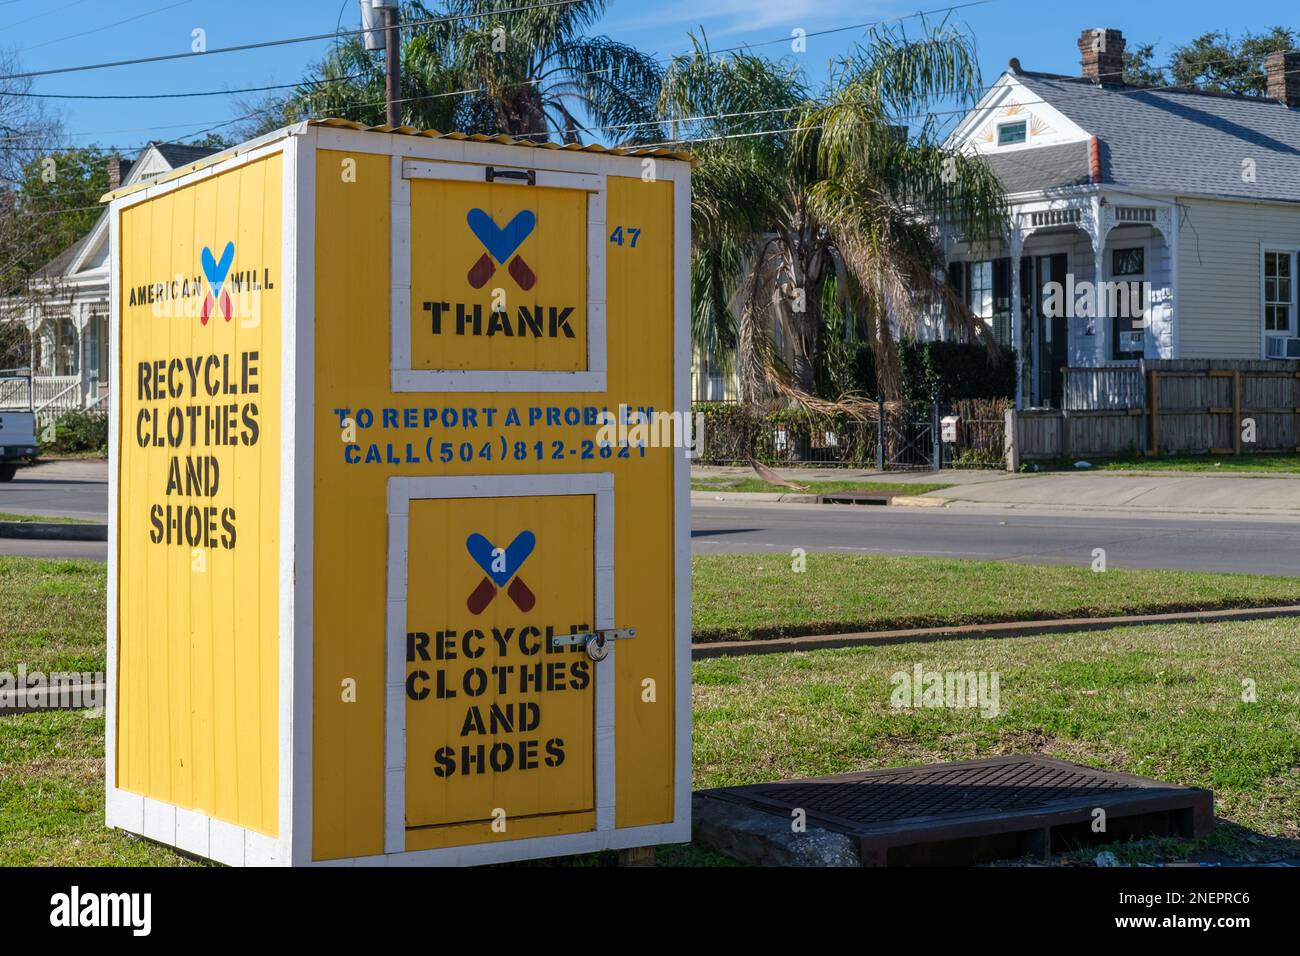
[104,119,692,866]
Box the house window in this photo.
[946,259,1012,348]
[1264,251,1293,334]
[968,260,994,321]
[1111,246,1146,360]
[997,121,1027,146]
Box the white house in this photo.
[8,141,220,412]
[944,28,1300,408]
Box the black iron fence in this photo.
[695,398,1010,470]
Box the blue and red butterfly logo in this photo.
[200,241,234,324]
[465,530,536,614]
[465,209,536,291]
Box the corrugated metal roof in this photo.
[307,117,693,162]
[101,117,692,202]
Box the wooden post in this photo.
[1004,407,1019,472]
[1146,369,1159,456]
[1232,370,1242,455]
[383,6,401,127]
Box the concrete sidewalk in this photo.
[934,472,1300,517]
[692,465,1300,518]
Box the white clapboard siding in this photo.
[1177,197,1300,360]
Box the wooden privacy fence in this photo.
[1009,360,1300,466]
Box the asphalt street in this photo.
[692,502,1300,575]
[6,460,1300,573]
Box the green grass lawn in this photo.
[692,476,951,496]
[695,618,1300,860]
[1021,452,1300,474]
[694,553,1300,642]
[0,512,96,524]
[4,555,1298,865]
[1099,453,1300,474]
[0,557,106,673]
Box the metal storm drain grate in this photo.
[696,755,1214,867]
[816,491,895,506]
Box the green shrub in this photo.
[40,410,108,455]
[853,340,1016,402]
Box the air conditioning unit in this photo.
[1265,336,1300,358]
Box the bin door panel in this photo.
[404,493,597,846]
[408,176,590,373]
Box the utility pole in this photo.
[361,0,401,126]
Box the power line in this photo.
[25,0,196,53]
[0,0,587,81]
[4,74,366,101]
[1,1,996,148]
[0,0,92,32]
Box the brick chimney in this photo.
[1265,50,1300,107]
[106,155,126,190]
[1079,28,1125,85]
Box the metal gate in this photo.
[876,398,940,471]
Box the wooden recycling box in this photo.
[104,119,692,866]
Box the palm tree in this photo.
[667,19,1006,403]
[284,0,662,144]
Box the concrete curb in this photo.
[0,521,107,541]
[937,499,1300,518]
[692,604,1300,658]
[690,490,942,506]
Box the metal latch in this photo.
[485,166,536,185]
[551,628,637,661]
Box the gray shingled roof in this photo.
[34,141,222,280]
[1015,72,1300,203]
[149,141,224,169]
[981,140,1092,194]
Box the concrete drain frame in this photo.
[694,755,1214,867]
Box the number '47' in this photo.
[609,226,641,248]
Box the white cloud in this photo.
[614,0,890,39]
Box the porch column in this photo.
[75,304,87,407]
[1091,195,1108,365]
[1159,207,1178,359]
[1010,223,1024,410]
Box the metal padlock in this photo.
[551,627,637,661]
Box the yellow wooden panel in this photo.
[605,177,677,828]
[116,153,281,836]
[409,178,587,371]
[405,495,594,847]
[313,150,678,860]
[311,150,392,861]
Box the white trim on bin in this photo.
[389,154,609,393]
[317,820,687,867]
[104,139,296,867]
[671,161,694,831]
[405,159,602,193]
[111,139,290,213]
[104,197,121,818]
[382,472,617,862]
[290,126,318,866]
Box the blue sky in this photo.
[3,0,1294,155]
